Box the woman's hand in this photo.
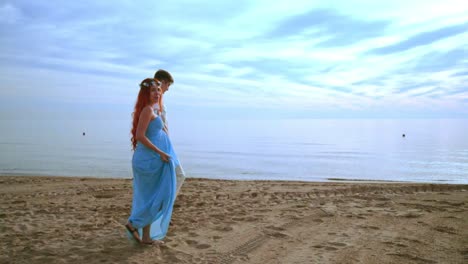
[159,152,171,163]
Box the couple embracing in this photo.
[124,69,185,245]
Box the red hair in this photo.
[131,78,161,150]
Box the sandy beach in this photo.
[0,176,467,263]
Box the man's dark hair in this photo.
[154,69,174,84]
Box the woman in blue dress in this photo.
[125,78,179,245]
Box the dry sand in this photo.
[0,176,467,263]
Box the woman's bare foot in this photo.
[125,222,142,243]
[141,239,164,245]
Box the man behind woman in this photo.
[124,73,183,245]
[153,69,186,194]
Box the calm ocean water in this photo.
[1,119,467,184]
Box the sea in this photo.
[1,119,467,184]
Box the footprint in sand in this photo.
[12,223,33,233]
[264,230,289,238]
[265,225,286,231]
[185,239,211,249]
[244,216,261,222]
[328,242,347,247]
[397,211,424,218]
[439,201,464,206]
[214,225,233,232]
[358,225,380,230]
[324,246,338,251]
[382,241,408,248]
[442,215,460,219]
[210,214,225,220]
[387,253,436,263]
[188,232,199,237]
[185,239,197,246]
[460,248,468,259]
[196,244,211,249]
[432,226,457,234]
[93,193,115,199]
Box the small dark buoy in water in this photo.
[83,132,86,136]
[402,133,405,138]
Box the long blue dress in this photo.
[128,115,179,240]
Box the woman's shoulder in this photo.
[140,105,157,119]
[142,105,154,113]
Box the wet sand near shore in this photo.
[0,176,467,263]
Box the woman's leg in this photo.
[142,225,151,242]
[141,224,164,245]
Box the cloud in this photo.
[368,22,468,55]
[266,8,389,47]
[412,48,468,73]
[452,70,468,77]
[0,3,24,24]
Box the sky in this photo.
[0,0,467,120]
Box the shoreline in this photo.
[1,173,466,185]
[1,175,467,263]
